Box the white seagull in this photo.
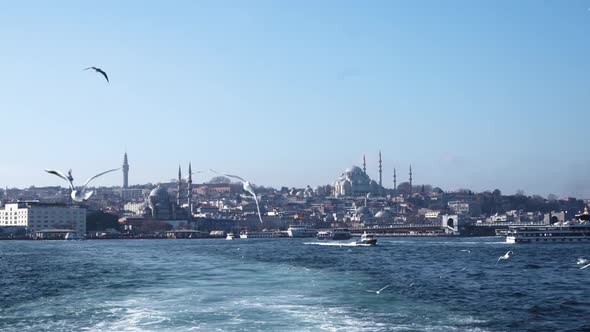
[366,284,391,295]
[45,168,120,202]
[185,170,202,180]
[496,250,513,265]
[460,249,471,254]
[210,169,263,223]
[577,258,589,265]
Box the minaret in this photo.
[409,165,413,194]
[393,168,397,191]
[177,165,182,206]
[362,155,367,174]
[122,152,129,189]
[378,150,383,188]
[187,162,193,215]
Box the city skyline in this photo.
[3,150,580,200]
[2,1,590,197]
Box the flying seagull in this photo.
[185,170,202,181]
[577,258,589,265]
[366,284,391,295]
[45,168,119,202]
[496,250,513,265]
[83,66,109,83]
[210,169,263,223]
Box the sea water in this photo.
[0,237,589,331]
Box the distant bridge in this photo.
[351,223,442,235]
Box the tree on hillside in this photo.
[208,176,232,184]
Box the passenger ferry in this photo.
[239,231,279,239]
[225,233,235,240]
[506,208,590,243]
[287,225,318,238]
[506,224,590,243]
[332,228,352,240]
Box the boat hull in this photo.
[356,239,377,245]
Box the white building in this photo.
[123,201,147,216]
[0,202,86,235]
[424,210,441,220]
[120,188,147,201]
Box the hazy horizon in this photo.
[2,1,590,198]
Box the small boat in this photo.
[226,233,235,240]
[317,231,333,240]
[356,232,377,245]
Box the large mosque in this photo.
[333,152,385,197]
[145,164,194,220]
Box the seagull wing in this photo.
[377,285,391,292]
[185,171,202,180]
[209,169,247,183]
[82,168,120,188]
[45,169,75,190]
[210,169,261,222]
[581,263,590,270]
[252,193,264,223]
[95,68,109,83]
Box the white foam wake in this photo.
[303,242,372,247]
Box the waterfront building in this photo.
[448,200,481,216]
[0,202,86,235]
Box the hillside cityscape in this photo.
[1,152,587,240]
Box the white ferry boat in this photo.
[506,224,590,243]
[506,208,590,243]
[316,229,352,240]
[287,225,318,238]
[239,231,276,239]
[316,231,333,240]
[226,233,235,240]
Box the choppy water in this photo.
[1,237,589,331]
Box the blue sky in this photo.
[1,0,590,198]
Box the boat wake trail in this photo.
[303,242,372,247]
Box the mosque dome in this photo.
[149,186,169,200]
[356,206,371,215]
[374,210,392,219]
[344,166,364,175]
